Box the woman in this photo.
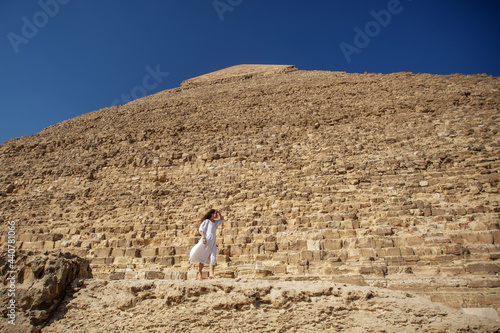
[189,209,225,280]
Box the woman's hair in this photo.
[201,209,215,222]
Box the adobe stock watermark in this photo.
[6,221,17,326]
[111,65,170,106]
[213,0,243,22]
[339,0,412,64]
[7,0,71,54]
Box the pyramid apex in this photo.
[181,64,297,87]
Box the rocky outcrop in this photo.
[43,278,500,332]
[0,65,499,319]
[0,250,92,332]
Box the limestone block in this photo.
[164,271,188,280]
[236,235,251,244]
[346,249,361,259]
[413,246,442,257]
[174,246,189,255]
[339,230,356,238]
[91,257,114,265]
[296,239,307,249]
[111,248,126,257]
[109,238,131,248]
[307,240,321,251]
[376,248,401,257]
[125,248,140,257]
[19,233,33,242]
[158,246,176,256]
[230,246,243,257]
[113,257,132,264]
[109,271,126,280]
[145,271,164,279]
[253,234,266,243]
[372,225,393,236]
[400,247,415,257]
[240,246,251,256]
[124,269,142,280]
[132,258,146,266]
[312,250,323,261]
[19,242,33,250]
[31,234,45,242]
[468,278,500,288]
[142,247,158,257]
[69,228,79,235]
[492,230,500,244]
[68,248,88,257]
[385,256,404,265]
[323,239,342,250]
[265,234,277,242]
[359,248,377,258]
[270,265,287,274]
[439,266,465,275]
[442,244,465,256]
[448,233,464,244]
[375,238,394,249]
[394,236,424,247]
[43,241,55,250]
[92,272,110,279]
[356,237,375,249]
[90,233,106,240]
[341,221,355,229]
[95,248,112,257]
[223,235,234,244]
[287,241,299,251]
[462,232,494,244]
[300,250,313,261]
[255,254,270,261]
[144,257,156,264]
[288,252,300,264]
[430,255,459,263]
[32,241,45,249]
[81,240,93,249]
[357,265,374,275]
[425,237,451,245]
[271,253,288,263]
[248,244,261,254]
[238,255,253,262]
[372,263,388,276]
[132,239,151,247]
[173,255,182,264]
[264,242,278,252]
[156,257,175,266]
[465,263,500,274]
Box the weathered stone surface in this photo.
[0,250,92,332]
[462,308,500,322]
[41,278,500,332]
[0,65,499,322]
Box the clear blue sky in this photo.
[1,0,499,144]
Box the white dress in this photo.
[189,219,225,265]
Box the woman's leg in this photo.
[209,264,216,279]
[209,249,217,278]
[198,263,204,280]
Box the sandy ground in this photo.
[42,278,500,333]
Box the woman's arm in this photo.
[200,231,207,245]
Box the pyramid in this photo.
[1,66,499,313]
